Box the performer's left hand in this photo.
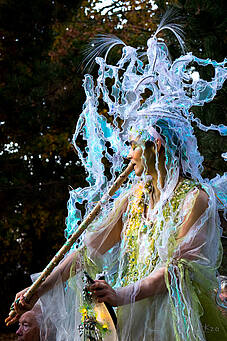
[89,280,119,306]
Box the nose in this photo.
[16,325,23,336]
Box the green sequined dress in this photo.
[111,179,227,340]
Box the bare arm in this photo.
[87,216,123,255]
[177,189,209,240]
[37,250,78,296]
[85,194,128,254]
[7,204,125,325]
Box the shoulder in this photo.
[181,178,209,212]
[192,188,209,214]
[183,186,209,225]
[177,186,209,239]
[183,183,209,219]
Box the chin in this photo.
[134,166,144,176]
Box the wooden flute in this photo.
[5,162,134,324]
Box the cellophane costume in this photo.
[36,10,227,341]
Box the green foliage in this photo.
[0,0,85,331]
[0,0,226,332]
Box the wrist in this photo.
[115,284,137,306]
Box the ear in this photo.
[155,138,162,152]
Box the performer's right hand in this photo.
[14,287,38,312]
[5,287,39,326]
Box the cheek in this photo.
[134,148,143,161]
[23,327,40,341]
[24,327,34,335]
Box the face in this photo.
[127,135,158,176]
[220,287,227,303]
[127,139,144,176]
[16,311,40,341]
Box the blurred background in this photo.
[0,0,227,338]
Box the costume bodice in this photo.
[119,179,197,286]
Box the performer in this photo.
[7,11,227,341]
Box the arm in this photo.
[86,215,123,255]
[89,267,166,306]
[84,194,128,255]
[39,195,127,292]
[7,199,126,325]
[177,189,209,240]
[37,250,79,295]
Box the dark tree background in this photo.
[0,0,226,335]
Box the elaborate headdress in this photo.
[65,10,227,245]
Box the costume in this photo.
[38,177,227,341]
[115,179,227,340]
[81,178,227,340]
[37,10,227,341]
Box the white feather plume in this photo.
[82,34,126,72]
[154,8,185,53]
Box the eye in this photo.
[22,323,30,330]
[17,322,30,331]
[130,141,138,150]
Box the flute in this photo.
[5,162,134,324]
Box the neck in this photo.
[146,155,167,202]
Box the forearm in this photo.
[37,250,79,297]
[135,267,167,301]
[114,267,167,306]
